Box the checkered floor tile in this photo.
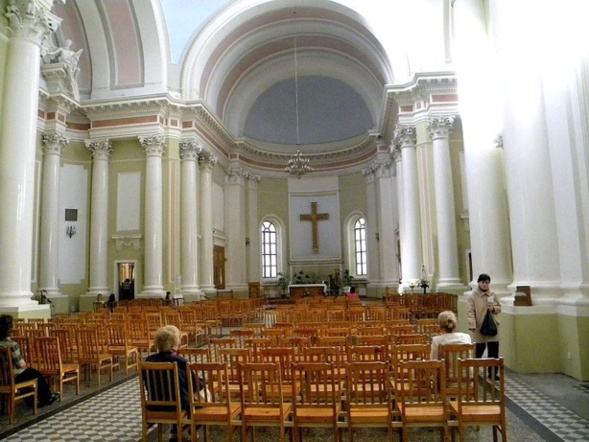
[506,375,589,442]
[4,378,142,442]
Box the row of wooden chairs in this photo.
[139,355,506,442]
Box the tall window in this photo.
[354,217,367,276]
[261,221,278,278]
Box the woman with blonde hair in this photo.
[430,310,472,360]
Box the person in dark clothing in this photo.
[0,314,59,407]
[145,325,190,412]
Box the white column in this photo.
[199,152,217,295]
[394,125,423,283]
[247,175,261,284]
[375,162,399,287]
[363,166,380,285]
[393,147,405,288]
[85,139,112,297]
[179,140,201,297]
[39,133,69,296]
[453,0,512,294]
[0,2,60,311]
[225,167,247,291]
[139,135,166,297]
[428,116,463,288]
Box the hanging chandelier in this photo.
[284,17,313,178]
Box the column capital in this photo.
[139,135,166,157]
[427,116,456,140]
[247,174,261,190]
[199,151,218,171]
[85,139,113,160]
[5,1,61,43]
[42,131,69,155]
[392,146,402,162]
[179,139,202,161]
[362,162,380,179]
[393,125,416,148]
[226,166,248,186]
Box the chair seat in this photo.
[397,403,446,422]
[243,404,292,422]
[450,402,501,421]
[295,405,341,423]
[349,406,390,423]
[193,403,241,421]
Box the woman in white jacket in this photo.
[467,273,501,377]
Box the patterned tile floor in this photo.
[2,368,588,442]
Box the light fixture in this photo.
[66,225,76,238]
[285,13,313,178]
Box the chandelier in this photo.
[284,19,313,178]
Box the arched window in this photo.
[354,217,367,276]
[261,220,278,278]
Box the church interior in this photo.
[1,0,589,440]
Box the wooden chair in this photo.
[291,362,342,442]
[138,360,190,442]
[76,328,115,386]
[218,348,252,400]
[35,336,80,401]
[106,323,139,375]
[257,347,298,400]
[209,338,238,363]
[302,346,346,384]
[229,329,255,347]
[449,358,507,442]
[238,362,292,442]
[347,345,387,363]
[345,361,394,442]
[50,328,78,364]
[438,343,475,399]
[0,347,37,423]
[243,337,272,361]
[188,362,241,442]
[395,359,449,441]
[11,336,35,369]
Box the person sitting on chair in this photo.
[430,310,472,360]
[347,286,359,300]
[0,314,60,407]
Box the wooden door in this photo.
[213,245,225,289]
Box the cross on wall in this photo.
[299,201,329,254]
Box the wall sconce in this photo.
[375,232,380,242]
[245,237,251,246]
[66,225,76,238]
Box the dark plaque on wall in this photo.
[65,209,78,221]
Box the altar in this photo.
[288,284,327,299]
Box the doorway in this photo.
[213,246,225,289]
[116,261,136,300]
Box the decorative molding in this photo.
[494,133,504,149]
[112,234,142,251]
[179,139,202,161]
[393,125,417,148]
[199,151,218,170]
[5,0,61,42]
[392,146,402,162]
[139,135,166,157]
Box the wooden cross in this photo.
[299,201,329,253]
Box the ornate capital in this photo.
[427,116,455,140]
[226,167,247,186]
[85,139,113,160]
[179,139,202,161]
[199,151,218,171]
[42,131,69,155]
[362,162,380,178]
[393,125,416,149]
[139,135,166,157]
[247,174,261,190]
[494,133,504,149]
[5,1,61,43]
[392,146,402,163]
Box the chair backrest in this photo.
[238,362,286,407]
[138,361,184,419]
[209,337,237,362]
[76,328,102,360]
[292,362,339,408]
[188,362,232,412]
[397,359,446,407]
[346,361,392,405]
[11,336,34,368]
[177,347,211,364]
[218,348,251,384]
[0,346,15,388]
[439,343,475,396]
[455,358,505,409]
[35,336,62,372]
[347,345,387,363]
[107,323,129,347]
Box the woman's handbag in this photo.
[480,310,498,336]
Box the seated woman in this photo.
[0,314,60,406]
[430,310,472,360]
[347,286,359,300]
[105,293,117,312]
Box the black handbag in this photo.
[480,311,498,336]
